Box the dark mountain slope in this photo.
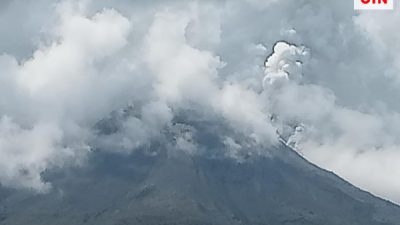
[0,141,399,225]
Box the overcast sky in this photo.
[1,0,400,204]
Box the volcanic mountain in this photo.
[0,116,399,225]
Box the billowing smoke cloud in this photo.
[1,0,400,204]
[0,1,134,191]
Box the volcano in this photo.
[0,118,399,225]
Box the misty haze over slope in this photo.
[1,0,400,216]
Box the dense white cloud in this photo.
[1,0,400,205]
[263,41,400,204]
[143,7,277,147]
[0,117,63,192]
[0,3,133,191]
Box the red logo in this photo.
[361,0,388,4]
[355,0,393,10]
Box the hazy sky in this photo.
[1,0,400,204]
